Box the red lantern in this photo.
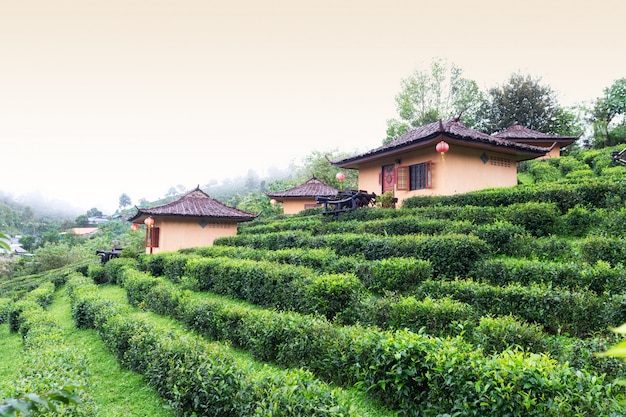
[131,223,139,231]
[436,141,450,160]
[144,217,155,227]
[335,172,346,182]
[270,199,276,206]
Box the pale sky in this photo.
[1,0,624,214]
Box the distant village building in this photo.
[70,227,100,237]
[332,117,554,207]
[266,177,339,214]
[127,186,256,254]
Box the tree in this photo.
[384,59,484,143]
[18,234,37,251]
[476,73,567,135]
[301,149,358,190]
[86,208,102,218]
[590,78,626,148]
[118,193,132,209]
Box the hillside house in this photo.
[493,121,579,159]
[332,117,550,207]
[128,187,256,254]
[266,177,339,214]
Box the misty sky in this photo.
[1,0,624,214]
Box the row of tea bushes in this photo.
[216,232,488,278]
[183,257,363,320]
[113,268,624,416]
[473,257,626,294]
[0,261,91,301]
[352,292,625,378]
[66,274,370,417]
[7,282,56,333]
[128,247,623,337]
[151,248,434,294]
[4,281,95,416]
[415,279,625,337]
[402,177,626,212]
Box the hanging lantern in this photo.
[270,199,276,206]
[436,140,450,161]
[131,223,139,231]
[144,217,155,227]
[336,172,346,190]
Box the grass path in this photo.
[0,324,23,399]
[47,287,175,417]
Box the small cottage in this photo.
[128,186,256,254]
[332,117,549,207]
[266,177,339,214]
[493,121,579,159]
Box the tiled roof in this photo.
[333,118,549,167]
[128,187,256,222]
[493,122,579,142]
[266,177,338,198]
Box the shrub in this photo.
[473,258,583,290]
[526,160,561,182]
[365,257,433,293]
[503,202,560,237]
[298,273,364,320]
[87,263,107,284]
[468,314,549,354]
[577,235,626,266]
[103,257,138,284]
[363,234,488,278]
[369,295,475,335]
[162,253,197,283]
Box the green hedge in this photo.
[183,257,363,320]
[576,235,626,266]
[115,269,624,416]
[364,295,476,335]
[473,257,626,294]
[183,246,432,294]
[104,257,139,284]
[415,279,622,337]
[363,234,488,277]
[402,178,626,212]
[5,283,95,416]
[66,275,360,416]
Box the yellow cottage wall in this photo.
[146,217,239,254]
[281,198,319,215]
[356,145,519,206]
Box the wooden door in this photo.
[382,164,395,193]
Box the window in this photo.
[397,162,432,191]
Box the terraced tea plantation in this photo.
[3,152,626,416]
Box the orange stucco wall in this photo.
[356,144,519,207]
[281,198,319,215]
[146,217,239,254]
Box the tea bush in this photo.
[363,234,488,278]
[111,268,624,416]
[67,276,357,416]
[577,235,626,265]
[415,279,615,337]
[468,314,549,354]
[367,295,476,335]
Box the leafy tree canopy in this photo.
[118,193,132,209]
[476,73,568,135]
[384,59,483,144]
[591,78,626,148]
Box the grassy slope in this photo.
[0,324,23,399]
[45,288,175,417]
